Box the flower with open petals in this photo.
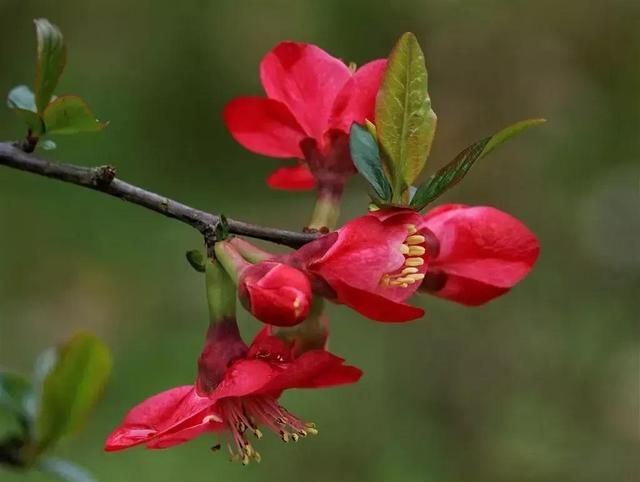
[418,204,539,305]
[269,209,431,322]
[224,41,386,190]
[105,323,361,463]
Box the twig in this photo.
[0,142,319,248]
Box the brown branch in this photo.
[0,141,319,248]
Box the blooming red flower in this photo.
[272,209,431,322]
[224,41,386,190]
[238,261,312,327]
[418,204,539,305]
[105,323,361,463]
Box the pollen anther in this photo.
[405,224,418,235]
[406,235,426,245]
[405,257,424,267]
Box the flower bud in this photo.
[239,262,312,327]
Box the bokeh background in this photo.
[1,1,639,481]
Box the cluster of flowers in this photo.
[106,41,539,463]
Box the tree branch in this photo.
[0,142,319,248]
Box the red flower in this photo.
[278,209,431,322]
[419,204,539,305]
[238,261,312,327]
[224,41,386,190]
[105,323,361,463]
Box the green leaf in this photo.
[0,372,32,418]
[43,96,107,135]
[215,214,230,241]
[40,139,57,151]
[7,85,45,135]
[186,250,206,273]
[375,32,437,197]
[39,457,97,482]
[36,333,111,449]
[411,118,546,209]
[34,19,67,114]
[349,123,392,202]
[7,85,37,112]
[365,119,377,140]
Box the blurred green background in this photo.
[1,0,639,481]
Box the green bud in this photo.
[205,257,236,323]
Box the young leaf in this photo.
[0,372,32,417]
[39,457,97,482]
[7,85,44,135]
[43,96,107,135]
[7,85,37,112]
[34,19,67,114]
[36,333,111,450]
[215,214,230,241]
[40,139,57,151]
[349,123,392,202]
[186,250,206,273]
[365,119,377,140]
[411,118,546,210]
[375,32,437,195]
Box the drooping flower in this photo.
[224,41,386,191]
[418,204,539,305]
[238,261,312,327]
[105,323,361,463]
[252,209,431,322]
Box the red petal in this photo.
[143,423,212,449]
[104,386,211,451]
[305,364,363,388]
[267,164,316,190]
[308,214,406,291]
[421,203,467,222]
[330,278,424,322]
[423,205,540,295]
[308,210,426,302]
[223,97,307,158]
[328,59,387,132]
[425,273,511,306]
[259,349,362,395]
[260,42,351,140]
[209,359,280,404]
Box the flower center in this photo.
[217,396,317,464]
[380,224,427,288]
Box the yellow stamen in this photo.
[405,224,417,235]
[399,244,410,255]
[406,235,426,245]
[401,267,419,274]
[254,429,263,439]
[407,273,425,281]
[408,246,426,256]
[203,414,223,424]
[293,297,303,317]
[405,257,424,267]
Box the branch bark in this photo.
[0,142,319,248]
